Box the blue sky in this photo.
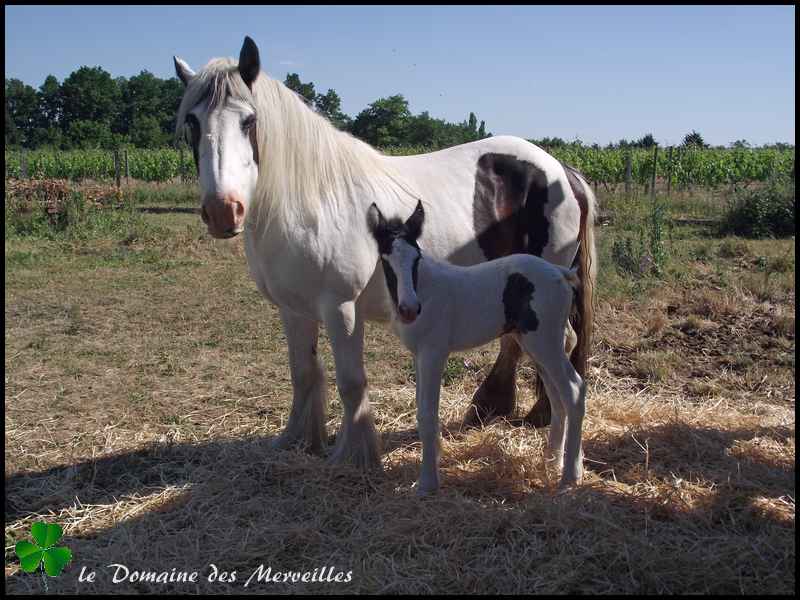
[5,5,795,146]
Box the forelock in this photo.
[175,58,256,140]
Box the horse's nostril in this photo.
[417,304,422,315]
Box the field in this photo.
[4,181,795,593]
[5,145,796,188]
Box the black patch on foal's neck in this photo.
[502,273,539,334]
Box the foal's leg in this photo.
[323,299,381,470]
[271,308,327,454]
[522,321,575,428]
[463,334,522,428]
[537,352,585,486]
[550,356,586,486]
[415,348,449,495]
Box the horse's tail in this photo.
[567,167,597,380]
[561,265,581,291]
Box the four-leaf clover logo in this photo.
[15,522,73,577]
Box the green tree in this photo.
[66,119,115,149]
[5,78,39,147]
[284,72,316,105]
[351,94,411,146]
[634,133,657,148]
[682,130,707,148]
[314,88,351,130]
[60,66,122,137]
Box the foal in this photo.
[367,201,587,493]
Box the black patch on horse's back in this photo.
[502,273,539,334]
[473,153,550,260]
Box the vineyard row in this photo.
[4,145,794,187]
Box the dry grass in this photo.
[5,208,795,594]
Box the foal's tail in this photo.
[565,165,597,381]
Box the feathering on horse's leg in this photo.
[323,299,382,471]
[271,309,328,454]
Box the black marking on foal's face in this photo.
[369,203,423,311]
[472,153,550,260]
[502,273,539,334]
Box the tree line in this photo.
[5,68,492,151]
[6,68,791,153]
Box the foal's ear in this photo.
[239,36,261,89]
[366,202,386,235]
[173,56,195,86]
[405,200,425,240]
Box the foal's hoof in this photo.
[414,480,440,497]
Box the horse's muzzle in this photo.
[201,194,245,239]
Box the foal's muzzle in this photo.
[398,301,422,324]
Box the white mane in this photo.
[176,57,420,234]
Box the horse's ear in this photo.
[367,203,386,235]
[405,200,425,240]
[174,56,195,86]
[239,36,261,89]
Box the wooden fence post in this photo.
[666,146,673,198]
[114,150,121,188]
[624,152,632,197]
[650,145,659,201]
[124,149,129,185]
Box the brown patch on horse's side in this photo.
[472,153,550,260]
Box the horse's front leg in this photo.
[271,307,327,454]
[415,348,449,495]
[323,299,381,470]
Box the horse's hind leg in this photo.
[523,321,575,427]
[463,334,521,428]
[323,299,381,471]
[272,308,328,454]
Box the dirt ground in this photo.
[4,203,795,594]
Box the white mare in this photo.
[172,36,597,469]
[367,201,586,492]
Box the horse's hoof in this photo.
[522,406,552,428]
[327,446,382,472]
[270,432,301,451]
[460,405,492,430]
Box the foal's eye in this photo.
[242,115,257,132]
[185,114,199,130]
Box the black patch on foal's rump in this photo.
[502,273,539,334]
[473,153,550,260]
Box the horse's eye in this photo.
[185,114,199,129]
[242,115,257,132]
